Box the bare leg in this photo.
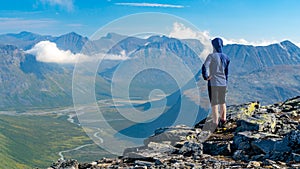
[220,103,227,121]
[211,104,219,124]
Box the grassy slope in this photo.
[0,114,92,169]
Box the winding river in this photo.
[58,113,105,160]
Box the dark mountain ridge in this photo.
[0,44,72,110]
[223,40,300,75]
[0,31,88,53]
[0,31,53,50]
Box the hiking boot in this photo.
[218,119,226,128]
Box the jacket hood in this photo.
[212,38,223,53]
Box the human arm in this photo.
[225,59,230,81]
[201,55,211,80]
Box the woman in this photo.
[202,37,230,128]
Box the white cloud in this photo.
[26,41,87,63]
[115,2,184,8]
[169,22,300,60]
[39,0,74,11]
[169,22,212,60]
[25,41,129,64]
[222,38,279,46]
[169,22,205,39]
[221,38,248,45]
[100,53,130,61]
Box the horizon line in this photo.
[0,30,299,48]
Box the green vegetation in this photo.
[0,114,93,168]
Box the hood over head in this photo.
[212,37,223,53]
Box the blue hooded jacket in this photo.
[201,38,230,86]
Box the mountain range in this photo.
[0,31,300,168]
[0,31,299,111]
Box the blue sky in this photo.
[1,0,300,45]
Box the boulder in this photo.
[233,150,249,161]
[247,161,261,168]
[227,102,259,122]
[144,125,194,146]
[292,153,300,163]
[134,160,155,167]
[233,131,260,151]
[147,142,176,153]
[270,130,300,154]
[251,139,278,154]
[203,141,232,156]
[236,113,276,133]
[50,159,79,169]
[178,141,203,157]
[124,142,177,159]
[284,130,300,148]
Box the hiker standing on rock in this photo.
[202,37,230,128]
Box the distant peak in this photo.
[106,32,118,38]
[19,31,34,35]
[102,32,126,39]
[280,40,293,45]
[280,40,298,48]
[147,35,170,42]
[0,44,18,50]
[11,31,39,37]
[63,32,81,36]
[58,32,88,40]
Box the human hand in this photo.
[207,76,212,81]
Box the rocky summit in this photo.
[49,96,300,169]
